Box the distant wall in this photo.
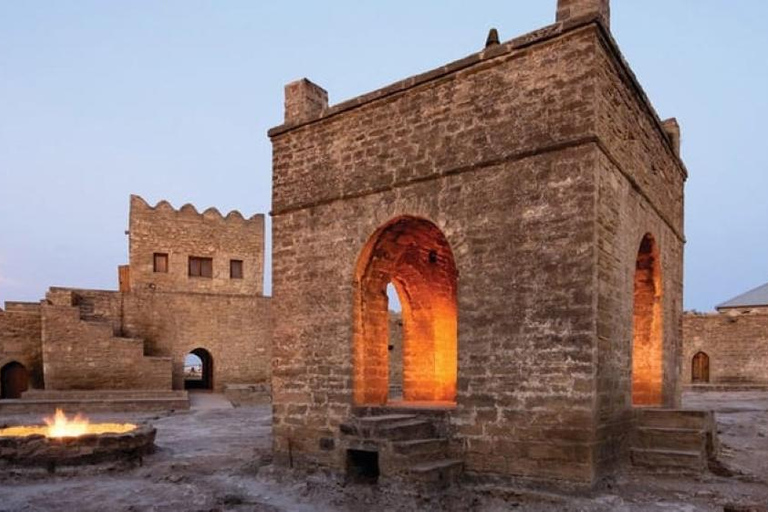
[129,195,265,296]
[683,312,768,385]
[122,291,271,391]
[41,300,171,390]
[0,303,44,393]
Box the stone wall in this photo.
[129,195,265,296]
[41,298,171,390]
[122,291,271,391]
[592,22,686,473]
[269,8,684,485]
[0,303,44,393]
[682,312,768,385]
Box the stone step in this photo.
[634,427,706,453]
[392,438,449,457]
[356,414,418,425]
[22,390,186,400]
[409,458,463,484]
[373,419,436,441]
[630,448,707,471]
[0,395,189,414]
[635,409,712,430]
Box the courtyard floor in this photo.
[0,391,767,511]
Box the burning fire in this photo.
[45,408,89,438]
[0,409,137,439]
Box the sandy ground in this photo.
[0,391,767,511]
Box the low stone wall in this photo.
[0,423,155,470]
[223,383,271,406]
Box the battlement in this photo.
[130,194,263,225]
[129,195,265,296]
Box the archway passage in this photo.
[631,233,663,406]
[1,361,29,399]
[353,216,458,406]
[184,348,213,390]
[692,352,710,383]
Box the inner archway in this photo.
[692,351,710,383]
[353,216,458,406]
[184,348,213,390]
[1,361,29,399]
[631,233,663,406]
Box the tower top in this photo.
[556,0,610,30]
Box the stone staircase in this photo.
[41,289,173,392]
[340,409,462,486]
[631,409,718,472]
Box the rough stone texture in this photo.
[269,12,685,485]
[556,0,610,30]
[0,196,271,395]
[0,423,155,469]
[0,303,44,396]
[129,195,265,296]
[122,291,271,391]
[41,290,171,390]
[682,312,768,386]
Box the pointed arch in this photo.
[353,216,458,405]
[632,233,663,406]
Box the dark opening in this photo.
[1,361,29,399]
[184,348,213,390]
[346,449,379,484]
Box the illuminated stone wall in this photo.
[270,1,684,484]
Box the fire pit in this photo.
[0,409,155,471]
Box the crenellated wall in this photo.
[129,195,265,296]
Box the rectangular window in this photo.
[153,253,168,273]
[188,256,213,278]
[230,259,243,279]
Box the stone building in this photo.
[0,195,271,402]
[683,283,768,387]
[269,0,693,485]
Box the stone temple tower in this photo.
[269,0,689,485]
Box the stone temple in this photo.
[0,0,725,491]
[268,0,704,485]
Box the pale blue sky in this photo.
[1,1,767,312]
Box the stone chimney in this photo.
[284,78,328,124]
[556,0,610,30]
[662,118,681,156]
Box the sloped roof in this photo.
[717,282,768,310]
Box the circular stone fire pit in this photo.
[0,413,156,471]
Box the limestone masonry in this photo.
[269,0,689,486]
[683,283,768,388]
[0,195,271,398]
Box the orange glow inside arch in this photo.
[353,217,458,405]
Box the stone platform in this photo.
[0,390,189,414]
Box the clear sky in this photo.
[1,1,767,312]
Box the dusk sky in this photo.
[1,1,767,312]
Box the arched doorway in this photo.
[692,352,710,383]
[1,361,29,399]
[184,348,213,390]
[631,233,663,406]
[353,216,458,406]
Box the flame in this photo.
[44,409,90,438]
